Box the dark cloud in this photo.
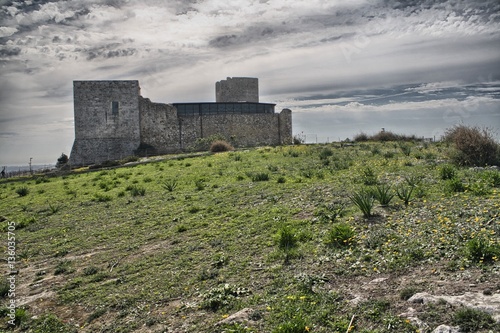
[0,46,20,57]
[83,46,137,60]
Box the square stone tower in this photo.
[70,80,141,165]
[215,77,259,103]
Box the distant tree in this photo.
[56,153,69,168]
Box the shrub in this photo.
[349,190,375,217]
[400,287,419,301]
[399,143,412,156]
[92,193,113,202]
[83,266,99,276]
[293,135,305,145]
[465,237,500,264]
[210,140,234,153]
[353,132,369,142]
[439,164,456,180]
[55,261,73,275]
[452,307,496,332]
[319,148,333,160]
[443,125,500,167]
[13,307,28,326]
[326,222,356,248]
[248,172,270,182]
[445,178,465,193]
[361,167,378,185]
[16,186,30,197]
[129,185,146,196]
[277,225,299,252]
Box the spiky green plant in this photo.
[349,190,375,217]
[373,184,394,206]
[396,185,414,206]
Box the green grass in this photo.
[0,142,499,332]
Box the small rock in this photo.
[432,324,460,333]
[368,277,388,284]
[215,308,257,326]
[349,295,365,306]
[408,292,433,304]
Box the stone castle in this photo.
[69,77,292,166]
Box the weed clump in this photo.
[326,222,356,248]
[248,172,270,182]
[452,307,496,332]
[210,140,234,153]
[200,284,250,311]
[443,125,500,167]
[439,164,456,180]
[465,237,500,264]
[16,186,30,197]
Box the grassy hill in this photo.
[1,142,499,332]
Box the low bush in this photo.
[465,237,500,264]
[210,140,234,153]
[443,125,500,167]
[16,186,30,197]
[326,222,356,248]
[248,172,270,182]
[354,130,420,142]
[439,164,456,180]
[452,307,496,332]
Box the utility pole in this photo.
[29,157,33,174]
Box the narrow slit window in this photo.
[112,101,119,115]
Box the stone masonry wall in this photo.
[216,77,259,103]
[70,81,141,165]
[178,109,292,149]
[139,98,181,154]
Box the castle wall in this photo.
[70,78,292,166]
[139,98,181,154]
[178,109,292,148]
[70,81,141,165]
[216,77,259,103]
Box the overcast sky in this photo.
[1,0,499,165]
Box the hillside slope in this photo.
[1,142,499,332]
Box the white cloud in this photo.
[0,26,17,37]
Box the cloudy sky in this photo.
[1,0,499,165]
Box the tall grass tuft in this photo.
[396,185,414,206]
[349,190,375,218]
[163,179,178,192]
[16,187,30,197]
[373,184,394,206]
